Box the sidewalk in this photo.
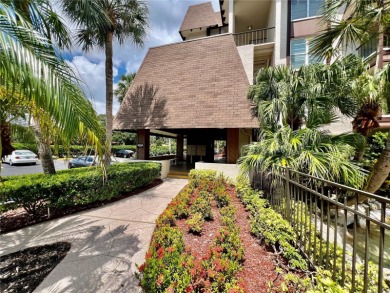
[0,178,187,293]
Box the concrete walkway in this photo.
[0,178,187,293]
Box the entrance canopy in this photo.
[113,34,258,131]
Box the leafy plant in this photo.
[186,213,204,234]
[1,162,160,215]
[190,196,213,220]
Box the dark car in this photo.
[68,156,98,169]
[115,149,134,158]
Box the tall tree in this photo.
[311,0,390,194]
[242,58,367,188]
[115,72,136,104]
[0,2,104,173]
[62,0,149,163]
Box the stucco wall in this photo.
[195,162,240,180]
[291,17,325,38]
[237,45,254,84]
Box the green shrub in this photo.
[186,213,204,234]
[1,162,161,215]
[11,142,38,154]
[139,227,190,292]
[188,169,217,188]
[190,196,213,220]
[215,227,244,262]
[156,209,175,227]
[168,189,190,219]
[215,190,231,208]
[151,226,185,251]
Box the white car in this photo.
[3,150,39,165]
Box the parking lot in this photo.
[1,157,134,177]
[1,160,68,177]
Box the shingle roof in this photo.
[179,2,222,32]
[113,34,258,130]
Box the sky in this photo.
[59,0,220,115]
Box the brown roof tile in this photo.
[179,2,222,32]
[113,34,258,130]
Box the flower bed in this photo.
[138,170,246,292]
[138,170,280,292]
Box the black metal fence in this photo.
[233,27,275,46]
[263,168,390,292]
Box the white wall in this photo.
[195,162,240,180]
[274,0,288,65]
[237,45,254,84]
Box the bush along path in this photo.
[235,176,388,292]
[0,162,161,233]
[137,170,287,292]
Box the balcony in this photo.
[357,35,390,59]
[233,27,275,47]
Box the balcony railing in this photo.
[233,27,275,47]
[256,167,390,292]
[357,35,390,59]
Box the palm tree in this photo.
[239,127,366,188]
[248,56,365,131]
[243,57,367,188]
[311,0,390,194]
[62,0,149,163]
[0,2,104,173]
[311,0,390,72]
[115,73,136,104]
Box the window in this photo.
[290,38,320,69]
[292,0,323,20]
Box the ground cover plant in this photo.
[0,242,71,292]
[138,170,281,292]
[235,175,386,292]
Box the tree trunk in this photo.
[34,122,56,174]
[376,25,384,71]
[105,30,114,165]
[364,129,390,194]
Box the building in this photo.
[113,0,388,172]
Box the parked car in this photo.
[115,149,134,158]
[2,150,38,165]
[68,156,98,169]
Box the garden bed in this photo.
[0,242,71,293]
[138,170,295,292]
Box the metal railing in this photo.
[233,27,275,47]
[262,168,390,292]
[357,35,390,59]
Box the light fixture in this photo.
[248,25,252,30]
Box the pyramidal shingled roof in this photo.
[113,34,258,130]
[179,2,222,32]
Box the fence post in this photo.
[285,167,291,221]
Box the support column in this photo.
[176,134,184,160]
[274,0,288,65]
[136,129,150,160]
[226,128,239,164]
[228,0,235,33]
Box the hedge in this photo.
[0,162,161,215]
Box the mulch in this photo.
[0,242,71,293]
[0,179,163,234]
[176,185,283,293]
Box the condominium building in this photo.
[113,0,388,170]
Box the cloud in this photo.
[60,0,220,115]
[66,56,119,114]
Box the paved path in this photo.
[0,178,187,293]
